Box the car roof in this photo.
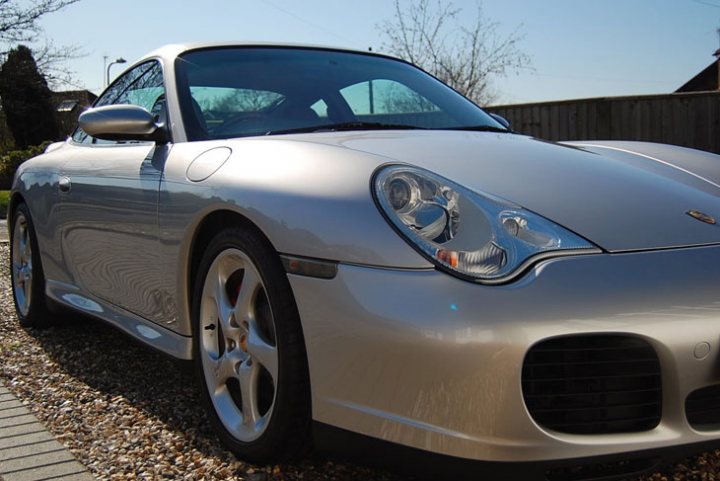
[139,42,392,65]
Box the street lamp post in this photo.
[105,57,127,87]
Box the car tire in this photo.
[10,203,52,328]
[192,227,311,464]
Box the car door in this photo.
[57,60,172,324]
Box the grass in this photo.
[0,190,9,219]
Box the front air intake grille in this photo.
[686,384,720,430]
[522,335,662,434]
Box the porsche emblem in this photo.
[687,210,717,225]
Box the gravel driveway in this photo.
[0,242,719,480]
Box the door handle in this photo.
[58,176,71,193]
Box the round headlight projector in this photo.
[373,164,598,283]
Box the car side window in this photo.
[72,60,166,145]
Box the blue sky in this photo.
[34,0,720,104]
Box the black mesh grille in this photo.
[522,335,662,434]
[686,384,720,430]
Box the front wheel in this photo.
[192,227,311,463]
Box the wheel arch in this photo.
[184,208,302,339]
[7,192,25,230]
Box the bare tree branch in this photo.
[0,1,84,89]
[0,0,79,43]
[32,40,84,89]
[377,0,530,105]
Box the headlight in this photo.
[373,164,599,283]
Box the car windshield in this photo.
[175,47,505,141]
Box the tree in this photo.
[0,0,79,45]
[0,45,59,148]
[32,39,84,89]
[206,88,283,113]
[0,0,82,89]
[377,0,530,105]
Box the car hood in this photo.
[286,131,720,252]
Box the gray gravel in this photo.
[1,241,720,480]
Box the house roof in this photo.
[676,59,718,93]
[51,90,98,112]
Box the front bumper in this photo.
[287,244,720,463]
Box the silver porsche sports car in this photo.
[10,43,720,479]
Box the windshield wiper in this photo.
[447,125,511,133]
[265,121,426,136]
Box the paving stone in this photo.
[47,474,96,481]
[0,382,95,480]
[0,440,60,462]
[0,449,75,474]
[0,430,54,450]
[0,459,87,481]
[0,407,31,419]
[0,422,47,439]
[0,415,36,430]
[0,400,23,411]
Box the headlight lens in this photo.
[373,165,598,283]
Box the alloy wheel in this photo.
[199,248,279,442]
[12,211,33,317]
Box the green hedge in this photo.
[0,190,9,218]
[0,141,52,190]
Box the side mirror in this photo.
[79,104,169,143]
[489,113,511,130]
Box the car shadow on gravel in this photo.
[23,313,404,481]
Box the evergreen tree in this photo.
[0,45,59,148]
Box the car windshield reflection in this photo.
[175,47,505,140]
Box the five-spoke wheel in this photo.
[12,209,33,318]
[199,248,279,442]
[193,227,311,463]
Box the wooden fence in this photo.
[485,91,720,154]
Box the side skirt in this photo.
[45,280,193,360]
